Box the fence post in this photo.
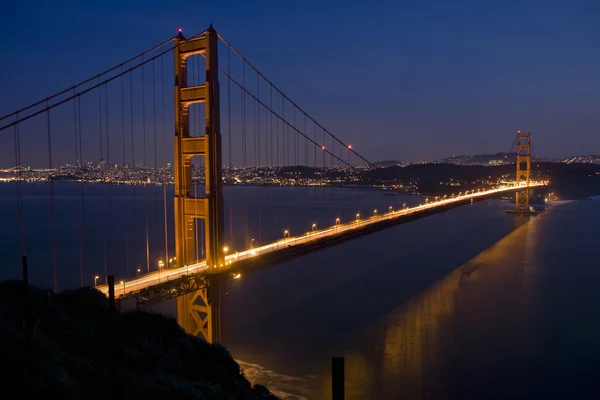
[21,256,28,286]
[107,275,115,313]
[332,356,345,400]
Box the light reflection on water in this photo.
[232,200,600,399]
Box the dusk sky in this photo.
[1,0,599,163]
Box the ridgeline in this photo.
[0,281,279,399]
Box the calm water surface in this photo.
[1,183,599,399]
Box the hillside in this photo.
[0,281,279,399]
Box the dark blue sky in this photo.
[1,0,599,162]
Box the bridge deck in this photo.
[96,183,545,300]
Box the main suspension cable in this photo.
[0,37,176,123]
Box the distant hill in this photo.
[365,162,600,199]
[373,153,599,167]
[372,160,406,167]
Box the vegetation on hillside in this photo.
[0,280,279,399]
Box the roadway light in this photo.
[136,268,141,276]
[389,206,393,212]
[223,246,229,254]
[374,209,378,215]
[120,280,125,293]
[356,213,360,222]
[335,218,340,225]
[94,275,99,286]
[312,223,316,231]
[284,229,289,238]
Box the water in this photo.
[1,183,599,399]
[224,199,600,399]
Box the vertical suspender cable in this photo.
[257,74,260,167]
[142,61,150,273]
[314,123,317,167]
[73,89,84,287]
[304,115,308,166]
[270,86,274,167]
[160,54,169,269]
[228,46,232,170]
[77,96,86,284]
[130,70,138,274]
[98,78,104,162]
[105,84,113,277]
[194,182,199,261]
[121,68,130,276]
[194,58,200,263]
[46,101,58,292]
[282,98,285,165]
[242,63,246,167]
[13,114,26,271]
[100,85,108,281]
[152,59,160,265]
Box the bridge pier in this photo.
[176,274,226,343]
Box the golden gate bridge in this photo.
[0,25,546,343]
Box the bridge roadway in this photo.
[96,182,546,300]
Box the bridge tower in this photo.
[173,25,225,343]
[515,131,531,211]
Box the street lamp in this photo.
[223,246,229,254]
[335,218,340,225]
[120,280,125,295]
[94,275,99,286]
[250,239,254,249]
[356,213,360,224]
[312,223,316,232]
[136,268,140,276]
[158,260,164,269]
[284,229,289,238]
[389,206,393,213]
[373,209,378,216]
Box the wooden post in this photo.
[21,256,28,286]
[107,275,115,313]
[332,356,345,400]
